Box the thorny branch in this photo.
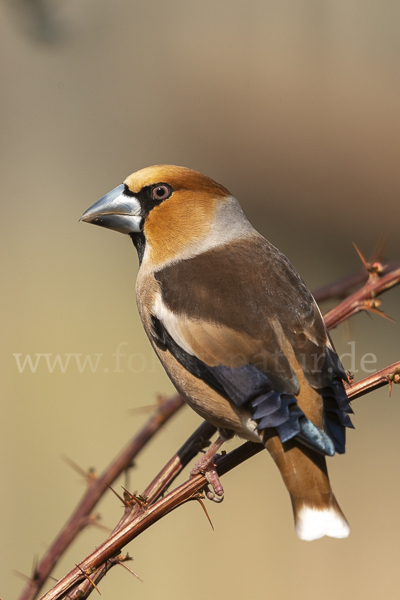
[18,394,186,600]
[313,260,400,304]
[40,437,263,600]
[323,261,400,329]
[39,361,400,600]
[18,258,400,600]
[346,362,400,400]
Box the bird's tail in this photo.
[265,434,350,541]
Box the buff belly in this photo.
[154,343,262,443]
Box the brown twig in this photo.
[37,421,220,600]
[18,394,185,600]
[66,554,141,599]
[346,362,400,400]
[39,356,400,600]
[312,260,400,303]
[323,264,400,329]
[39,438,261,600]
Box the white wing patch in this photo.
[152,294,195,356]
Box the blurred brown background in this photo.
[1,1,399,598]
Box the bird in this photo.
[81,164,353,541]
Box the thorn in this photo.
[121,552,133,561]
[87,514,112,533]
[130,394,170,416]
[15,555,41,583]
[13,570,32,583]
[353,242,370,271]
[106,483,129,506]
[364,309,373,321]
[118,556,143,582]
[370,261,384,276]
[76,565,101,595]
[122,487,138,503]
[156,393,169,407]
[121,487,148,509]
[353,242,384,277]
[62,456,97,483]
[369,235,388,267]
[33,555,40,579]
[375,310,395,322]
[192,493,215,530]
[363,300,395,322]
[92,522,112,533]
[387,368,400,397]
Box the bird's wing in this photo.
[151,235,353,454]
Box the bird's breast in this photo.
[134,269,262,442]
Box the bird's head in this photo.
[81,165,252,267]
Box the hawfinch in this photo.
[81,165,353,541]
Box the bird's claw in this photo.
[204,469,224,502]
[191,457,224,502]
[204,484,224,503]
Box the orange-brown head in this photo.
[81,165,254,267]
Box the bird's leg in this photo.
[190,435,226,502]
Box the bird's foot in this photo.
[204,474,225,503]
[191,459,224,502]
[190,436,225,502]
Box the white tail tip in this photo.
[296,505,350,541]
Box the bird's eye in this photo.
[151,184,171,201]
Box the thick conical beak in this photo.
[80,184,142,234]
